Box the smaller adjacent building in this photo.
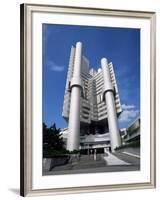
[120,117,140,145]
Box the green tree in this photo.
[43,123,65,157]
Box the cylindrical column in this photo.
[67,87,81,151]
[67,42,83,151]
[101,58,121,152]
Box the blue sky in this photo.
[43,24,140,129]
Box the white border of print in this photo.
[32,12,149,189]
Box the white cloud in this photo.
[50,65,64,72]
[121,104,135,109]
[119,103,139,122]
[119,109,139,122]
[48,61,65,72]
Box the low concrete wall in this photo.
[118,147,140,156]
[43,156,70,172]
[43,158,52,172]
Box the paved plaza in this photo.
[43,152,140,176]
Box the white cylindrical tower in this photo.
[101,58,121,152]
[67,42,83,151]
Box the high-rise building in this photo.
[62,42,122,152]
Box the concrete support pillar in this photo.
[101,58,121,152]
[67,42,83,151]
